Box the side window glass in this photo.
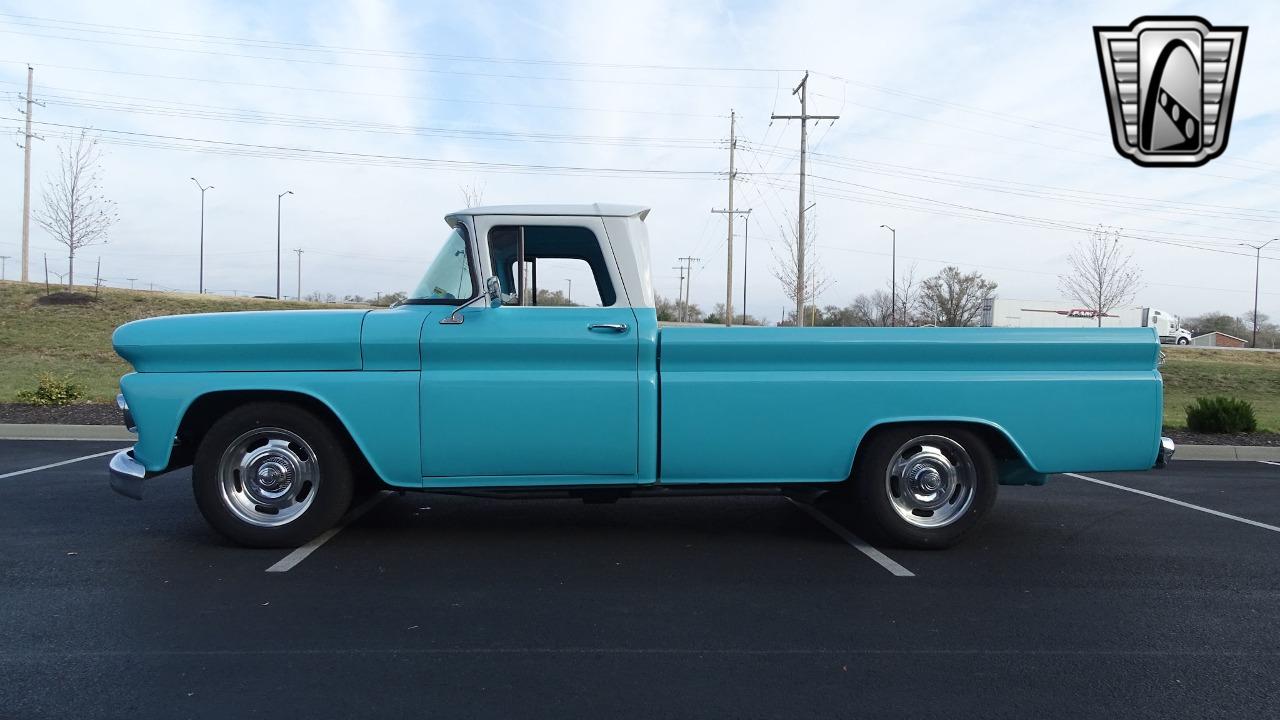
[487,225,617,307]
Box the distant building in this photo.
[1191,331,1248,348]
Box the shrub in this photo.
[1185,396,1257,434]
[16,373,86,407]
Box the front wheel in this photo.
[848,425,997,549]
[1176,336,1190,345]
[193,402,354,548]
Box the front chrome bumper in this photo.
[1154,436,1176,468]
[109,448,150,500]
[116,393,136,432]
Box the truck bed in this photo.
[657,326,1163,484]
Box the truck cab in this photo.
[1143,308,1192,344]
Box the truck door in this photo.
[419,216,642,485]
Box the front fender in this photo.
[120,371,422,488]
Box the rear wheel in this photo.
[193,402,354,548]
[849,425,997,549]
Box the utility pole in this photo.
[677,256,699,322]
[294,248,303,300]
[0,255,9,281]
[710,110,740,327]
[772,71,838,327]
[190,178,213,293]
[671,265,687,321]
[741,216,750,325]
[126,277,137,290]
[1241,238,1276,347]
[564,278,572,305]
[713,207,752,324]
[19,65,38,282]
[276,190,293,299]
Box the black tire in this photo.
[847,425,997,549]
[1177,337,1190,345]
[193,401,354,548]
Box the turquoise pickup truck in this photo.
[109,204,1172,549]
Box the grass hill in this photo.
[0,281,362,403]
[2,280,1277,430]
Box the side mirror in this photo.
[441,276,503,325]
[486,276,502,308]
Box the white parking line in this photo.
[1259,461,1280,467]
[266,491,392,573]
[0,448,129,480]
[1065,473,1280,534]
[785,498,915,577]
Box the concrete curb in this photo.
[0,424,136,441]
[1,424,1278,462]
[1177,444,1280,461]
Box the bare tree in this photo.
[918,266,998,327]
[460,181,487,208]
[771,216,832,324]
[1058,226,1143,327]
[34,131,118,288]
[893,264,920,326]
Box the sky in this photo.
[0,0,1277,324]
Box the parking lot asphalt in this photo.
[1,439,1277,719]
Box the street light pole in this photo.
[564,278,572,305]
[276,190,293,300]
[1241,238,1276,347]
[190,178,213,293]
[880,224,896,326]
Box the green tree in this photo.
[918,266,998,327]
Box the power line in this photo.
[17,118,746,179]
[0,63,729,120]
[745,173,1280,263]
[742,142,1280,228]
[0,28,778,90]
[0,86,726,150]
[0,13,801,74]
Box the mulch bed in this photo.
[0,402,122,425]
[1163,428,1280,447]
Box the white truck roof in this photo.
[448,203,650,220]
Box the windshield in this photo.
[411,226,474,301]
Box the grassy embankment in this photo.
[0,281,359,402]
[1159,346,1280,431]
[2,280,1278,429]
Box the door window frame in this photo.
[475,216,627,309]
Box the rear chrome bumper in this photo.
[109,448,150,500]
[1154,436,1176,468]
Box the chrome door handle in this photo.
[588,323,629,333]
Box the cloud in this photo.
[0,0,1275,321]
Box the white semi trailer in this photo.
[981,298,1192,344]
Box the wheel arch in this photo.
[175,389,383,487]
[851,418,1047,486]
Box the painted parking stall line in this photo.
[1259,461,1280,467]
[0,448,130,480]
[1065,473,1280,534]
[266,491,392,573]
[785,498,915,577]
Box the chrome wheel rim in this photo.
[217,427,319,528]
[884,435,976,529]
